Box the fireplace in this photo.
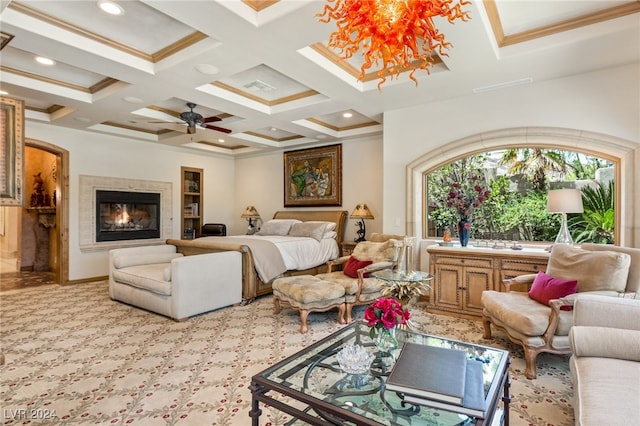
[96,190,160,242]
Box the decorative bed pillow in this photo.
[305,221,337,232]
[546,244,631,293]
[343,256,373,278]
[288,222,328,241]
[528,271,578,305]
[352,240,397,263]
[322,231,338,239]
[256,219,300,236]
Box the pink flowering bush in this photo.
[363,297,410,338]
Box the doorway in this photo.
[0,140,68,289]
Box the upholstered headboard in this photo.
[273,210,348,249]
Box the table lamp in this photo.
[241,205,260,235]
[546,189,583,245]
[350,203,374,242]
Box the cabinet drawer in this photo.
[500,260,547,273]
[434,256,493,269]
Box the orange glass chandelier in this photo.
[317,0,471,90]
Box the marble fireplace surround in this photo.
[79,175,173,252]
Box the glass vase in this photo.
[458,219,470,247]
[374,327,398,353]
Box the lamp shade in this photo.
[241,205,260,219]
[350,203,374,219]
[546,189,584,214]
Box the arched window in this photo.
[406,127,637,246]
[424,149,615,243]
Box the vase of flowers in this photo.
[458,217,471,247]
[446,174,489,246]
[363,298,410,353]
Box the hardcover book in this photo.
[385,343,468,405]
[403,359,486,418]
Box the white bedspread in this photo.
[196,235,339,281]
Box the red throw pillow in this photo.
[343,256,373,278]
[528,271,578,305]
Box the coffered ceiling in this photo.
[0,0,638,157]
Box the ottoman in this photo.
[272,275,347,333]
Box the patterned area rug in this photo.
[0,282,574,425]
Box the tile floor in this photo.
[0,256,57,292]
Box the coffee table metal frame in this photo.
[250,321,511,426]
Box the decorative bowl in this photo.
[336,344,375,374]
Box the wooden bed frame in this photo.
[167,210,348,303]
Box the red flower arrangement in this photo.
[363,297,410,338]
[446,175,490,220]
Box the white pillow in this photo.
[304,221,337,232]
[256,219,299,236]
[288,222,327,241]
[322,230,338,239]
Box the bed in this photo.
[167,210,348,302]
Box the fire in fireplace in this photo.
[96,190,160,242]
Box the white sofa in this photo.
[109,244,242,321]
[569,295,640,425]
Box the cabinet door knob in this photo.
[460,260,465,264]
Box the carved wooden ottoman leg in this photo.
[338,303,346,324]
[299,310,310,334]
[273,296,282,314]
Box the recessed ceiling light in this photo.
[269,127,277,132]
[98,0,124,15]
[195,64,219,75]
[342,112,353,118]
[217,138,225,143]
[0,90,8,95]
[122,96,143,104]
[35,56,55,66]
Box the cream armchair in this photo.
[481,243,639,379]
[315,233,403,322]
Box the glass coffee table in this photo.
[250,321,510,426]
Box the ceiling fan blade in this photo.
[202,123,232,134]
[203,116,221,123]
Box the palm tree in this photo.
[499,148,568,191]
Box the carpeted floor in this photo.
[0,282,574,425]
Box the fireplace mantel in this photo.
[79,175,173,252]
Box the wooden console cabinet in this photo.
[426,245,549,320]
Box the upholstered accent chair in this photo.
[315,233,404,323]
[481,243,639,379]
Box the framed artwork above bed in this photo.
[284,144,342,207]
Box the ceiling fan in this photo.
[151,103,232,134]
[180,102,232,134]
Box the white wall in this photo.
[383,64,640,243]
[25,122,236,280]
[234,137,383,242]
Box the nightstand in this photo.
[341,241,357,257]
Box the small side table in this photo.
[341,241,357,257]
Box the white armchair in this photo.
[570,295,640,425]
[109,244,242,321]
